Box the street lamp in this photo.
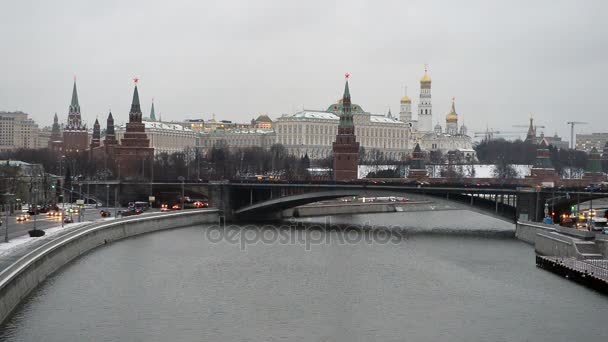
[2,192,14,243]
[32,188,38,231]
[178,176,185,209]
[106,184,110,211]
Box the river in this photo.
[1,210,607,341]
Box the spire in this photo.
[150,99,156,121]
[51,113,61,137]
[106,111,115,138]
[338,74,353,129]
[525,115,536,143]
[67,79,82,129]
[70,80,79,109]
[92,118,100,140]
[129,81,143,123]
[131,85,141,113]
[343,74,351,100]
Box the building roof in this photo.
[369,116,402,124]
[255,114,273,123]
[282,111,340,120]
[117,120,194,132]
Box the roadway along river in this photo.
[1,210,608,341]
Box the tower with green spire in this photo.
[48,113,63,152]
[332,74,360,181]
[63,79,89,154]
[150,99,156,121]
[67,80,83,129]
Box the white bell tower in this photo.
[417,65,433,132]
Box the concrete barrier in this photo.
[535,232,578,258]
[515,221,557,244]
[0,209,218,325]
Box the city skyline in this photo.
[1,0,606,138]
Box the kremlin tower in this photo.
[111,81,154,179]
[332,75,360,181]
[417,66,433,132]
[62,80,89,154]
[48,113,63,152]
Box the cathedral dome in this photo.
[446,112,458,123]
[400,96,412,104]
[446,99,458,123]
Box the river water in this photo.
[1,210,607,341]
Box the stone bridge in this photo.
[80,180,605,223]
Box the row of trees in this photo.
[1,139,604,182]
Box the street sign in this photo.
[76,199,85,205]
[148,196,156,202]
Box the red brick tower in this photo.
[113,81,154,179]
[408,143,428,180]
[332,75,360,181]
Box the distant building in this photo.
[0,111,40,152]
[252,114,273,129]
[199,129,275,152]
[116,121,198,155]
[576,133,608,152]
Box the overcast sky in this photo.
[1,0,606,140]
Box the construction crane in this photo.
[567,121,588,149]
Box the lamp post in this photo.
[32,188,38,231]
[2,193,14,243]
[178,176,185,209]
[106,184,110,210]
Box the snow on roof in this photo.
[369,116,403,124]
[202,129,275,135]
[117,121,194,132]
[282,111,339,120]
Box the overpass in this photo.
[79,180,604,223]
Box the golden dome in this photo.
[400,96,412,103]
[446,112,458,123]
[446,100,457,123]
[420,72,431,83]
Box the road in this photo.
[0,206,142,240]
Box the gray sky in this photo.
[1,0,607,140]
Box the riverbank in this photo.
[0,209,219,325]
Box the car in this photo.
[193,201,208,208]
[100,210,111,217]
[63,216,73,224]
[47,211,61,217]
[160,204,171,212]
[16,214,29,222]
[118,208,142,217]
[171,204,182,210]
